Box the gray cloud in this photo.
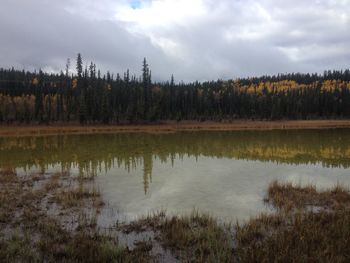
[0,0,349,82]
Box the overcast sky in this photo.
[0,0,349,82]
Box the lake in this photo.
[1,129,350,222]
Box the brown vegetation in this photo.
[119,211,234,262]
[1,120,350,137]
[266,180,350,211]
[236,181,350,262]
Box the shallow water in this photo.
[1,129,350,222]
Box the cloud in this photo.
[0,0,349,82]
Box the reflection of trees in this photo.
[1,129,350,193]
[143,153,152,195]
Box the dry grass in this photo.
[52,185,102,208]
[236,181,350,263]
[1,120,350,137]
[266,180,350,211]
[158,212,233,262]
[236,210,350,262]
[119,210,234,262]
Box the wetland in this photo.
[1,129,350,262]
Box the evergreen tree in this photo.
[76,53,83,79]
[65,58,70,77]
[0,56,350,124]
[79,91,87,124]
[142,58,150,119]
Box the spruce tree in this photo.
[79,91,87,124]
[65,58,70,77]
[76,53,83,79]
[142,58,150,120]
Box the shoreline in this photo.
[1,120,350,137]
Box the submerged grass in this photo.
[119,210,234,262]
[0,169,154,263]
[1,169,350,262]
[159,213,233,262]
[52,185,102,208]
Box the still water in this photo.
[1,129,350,222]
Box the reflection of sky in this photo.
[96,156,350,223]
[130,0,142,9]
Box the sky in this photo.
[0,0,349,82]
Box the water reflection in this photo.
[2,129,350,222]
[1,129,350,195]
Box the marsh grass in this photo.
[1,169,350,262]
[52,185,102,208]
[236,181,350,263]
[119,210,234,262]
[236,210,350,262]
[158,212,233,262]
[0,169,154,263]
[266,180,350,211]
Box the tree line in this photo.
[0,53,350,124]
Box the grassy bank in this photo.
[1,120,350,137]
[1,170,349,262]
[236,181,350,262]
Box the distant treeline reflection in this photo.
[1,130,350,192]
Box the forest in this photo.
[1,53,350,124]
